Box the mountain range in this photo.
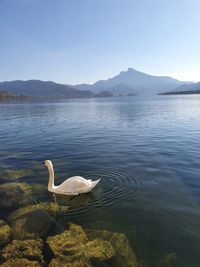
[73,68,184,95]
[0,68,197,99]
[0,80,94,99]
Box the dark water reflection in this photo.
[0,95,200,266]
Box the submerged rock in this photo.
[47,223,115,266]
[31,183,49,200]
[1,258,41,267]
[155,252,187,267]
[10,202,68,220]
[9,204,63,239]
[86,229,140,267]
[48,258,91,267]
[1,169,34,182]
[0,220,11,245]
[0,182,32,209]
[1,239,43,263]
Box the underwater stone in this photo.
[10,202,68,220]
[86,229,140,267]
[1,239,43,263]
[0,219,5,227]
[155,252,187,267]
[0,182,32,209]
[47,223,114,266]
[49,258,91,267]
[9,205,63,239]
[1,169,34,181]
[1,258,41,267]
[0,220,11,245]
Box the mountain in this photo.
[73,68,183,95]
[0,80,94,99]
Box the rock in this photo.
[31,183,49,201]
[155,252,187,267]
[1,258,41,267]
[1,239,43,263]
[0,219,6,227]
[9,205,63,239]
[0,220,11,245]
[0,183,32,209]
[86,229,140,267]
[47,223,115,266]
[10,202,68,220]
[49,258,91,267]
[1,169,34,182]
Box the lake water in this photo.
[0,95,200,266]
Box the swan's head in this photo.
[43,160,53,168]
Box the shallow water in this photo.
[0,95,200,266]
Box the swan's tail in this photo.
[90,178,101,190]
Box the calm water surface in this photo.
[0,95,200,266]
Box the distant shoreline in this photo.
[159,90,200,95]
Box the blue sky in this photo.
[0,0,200,83]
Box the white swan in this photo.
[43,160,101,195]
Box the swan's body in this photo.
[44,160,101,195]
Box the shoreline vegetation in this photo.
[159,90,200,95]
[0,90,137,102]
[0,91,31,101]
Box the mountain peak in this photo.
[92,68,183,94]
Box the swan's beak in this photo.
[43,161,46,167]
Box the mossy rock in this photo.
[1,258,41,267]
[9,205,63,239]
[1,239,43,263]
[10,202,68,221]
[49,258,91,267]
[155,252,187,267]
[47,223,114,266]
[86,229,140,267]
[0,219,6,227]
[31,183,49,200]
[0,182,32,209]
[0,220,11,245]
[1,169,34,181]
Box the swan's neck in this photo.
[47,164,55,191]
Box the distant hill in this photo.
[0,80,94,99]
[73,68,183,95]
[160,82,200,95]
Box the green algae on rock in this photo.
[0,220,11,245]
[86,229,140,267]
[1,239,43,263]
[0,183,32,209]
[1,169,34,181]
[49,258,91,267]
[155,252,187,267]
[10,202,68,221]
[9,204,64,239]
[1,258,41,267]
[47,223,115,266]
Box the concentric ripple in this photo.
[53,169,160,218]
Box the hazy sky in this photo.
[0,0,200,84]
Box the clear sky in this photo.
[0,0,200,84]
